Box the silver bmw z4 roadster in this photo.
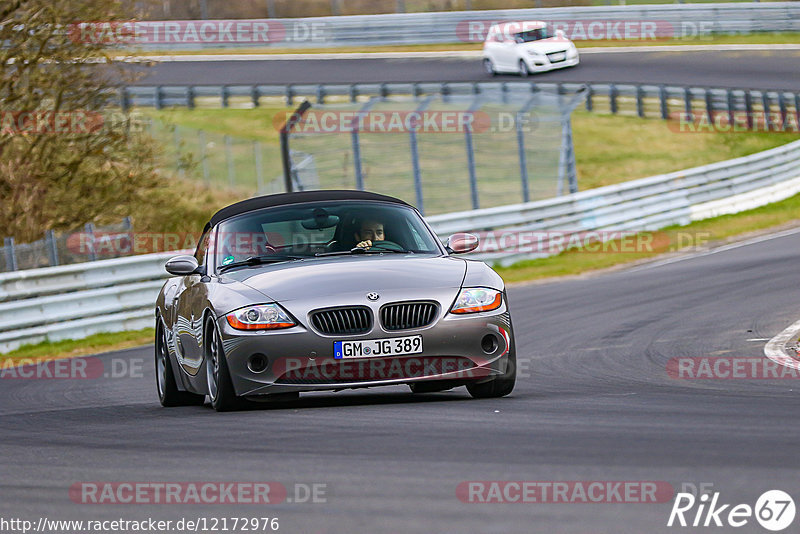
[154,190,516,411]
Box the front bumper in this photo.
[217,298,515,396]
[525,52,580,72]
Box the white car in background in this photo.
[482,21,580,76]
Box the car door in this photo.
[173,228,212,375]
[495,36,517,71]
[484,35,501,69]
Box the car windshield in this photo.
[514,27,550,43]
[212,200,442,270]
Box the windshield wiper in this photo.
[218,254,304,273]
[314,248,365,257]
[315,247,409,257]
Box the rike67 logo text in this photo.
[668,490,795,531]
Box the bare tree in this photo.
[0,0,160,242]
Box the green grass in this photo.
[578,32,800,47]
[152,108,291,142]
[0,328,155,365]
[147,107,799,202]
[570,111,799,190]
[496,191,800,283]
[147,108,293,196]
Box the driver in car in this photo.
[354,219,385,249]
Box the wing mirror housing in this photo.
[445,233,479,254]
[165,255,200,276]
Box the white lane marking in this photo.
[764,319,800,370]
[626,225,800,273]
[747,338,770,342]
[123,44,800,63]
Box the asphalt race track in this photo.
[132,49,800,91]
[3,229,800,533]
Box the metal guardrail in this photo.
[1,138,798,353]
[141,0,784,21]
[126,3,800,50]
[0,253,179,353]
[0,253,177,302]
[121,82,800,130]
[428,138,800,264]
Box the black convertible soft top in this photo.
[206,190,411,229]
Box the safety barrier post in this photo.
[4,237,17,272]
[45,230,59,267]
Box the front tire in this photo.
[466,350,516,399]
[155,319,205,407]
[518,59,530,78]
[483,58,496,77]
[205,316,247,412]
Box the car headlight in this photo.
[226,304,295,330]
[527,49,543,56]
[450,288,503,314]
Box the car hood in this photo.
[225,255,467,302]
[521,38,571,53]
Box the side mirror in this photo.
[446,233,479,254]
[165,255,199,276]
[555,29,566,39]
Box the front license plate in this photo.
[334,335,423,359]
[550,53,566,61]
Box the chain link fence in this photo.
[145,87,585,215]
[147,120,286,195]
[285,87,585,215]
[0,86,581,272]
[1,218,133,273]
